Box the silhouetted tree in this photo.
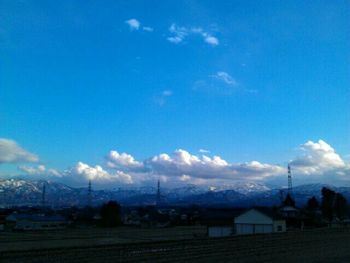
[334,193,347,219]
[283,193,295,207]
[100,201,121,227]
[321,187,347,220]
[321,187,336,221]
[307,196,319,211]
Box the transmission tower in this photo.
[88,180,92,207]
[288,164,293,194]
[156,179,161,206]
[42,182,46,208]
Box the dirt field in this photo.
[1,227,350,262]
[0,226,207,251]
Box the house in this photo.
[207,222,233,238]
[234,208,286,235]
[5,213,68,231]
[202,208,245,238]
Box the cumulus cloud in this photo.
[167,24,219,46]
[103,140,349,186]
[200,31,219,46]
[212,72,238,86]
[73,162,133,184]
[147,149,284,181]
[125,18,140,30]
[0,138,38,164]
[290,140,348,176]
[125,18,153,32]
[204,35,219,46]
[106,151,145,172]
[199,149,210,154]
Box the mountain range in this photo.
[0,179,349,208]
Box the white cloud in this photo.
[73,162,133,184]
[204,36,219,46]
[125,18,140,30]
[199,149,210,153]
[167,24,219,46]
[11,139,350,188]
[147,149,284,181]
[212,72,238,86]
[0,138,38,164]
[167,24,188,43]
[18,164,61,177]
[125,19,153,32]
[201,32,219,46]
[106,151,145,172]
[290,140,347,176]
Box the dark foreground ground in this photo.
[1,227,350,263]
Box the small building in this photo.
[202,208,245,238]
[279,205,299,218]
[234,208,286,235]
[207,223,233,238]
[6,213,68,231]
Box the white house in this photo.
[234,208,286,235]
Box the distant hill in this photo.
[1,179,349,208]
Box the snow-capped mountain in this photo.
[1,179,350,207]
[207,182,271,195]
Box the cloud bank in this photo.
[3,138,349,188]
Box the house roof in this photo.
[236,207,284,221]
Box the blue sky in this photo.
[0,0,349,188]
